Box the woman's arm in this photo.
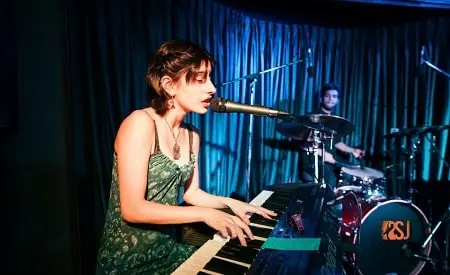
[182,126,232,208]
[116,110,209,224]
[183,126,277,223]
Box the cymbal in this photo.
[383,124,450,138]
[276,113,355,140]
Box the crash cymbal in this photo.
[383,124,450,138]
[275,120,316,141]
[276,113,355,140]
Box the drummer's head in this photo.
[320,82,340,111]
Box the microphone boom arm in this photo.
[422,59,450,80]
[220,58,306,86]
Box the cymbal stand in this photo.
[313,127,335,237]
[312,127,333,251]
[406,135,421,203]
[311,126,329,188]
[312,129,321,184]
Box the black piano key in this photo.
[217,242,259,265]
[203,257,249,275]
[250,214,278,227]
[228,237,265,249]
[250,225,272,238]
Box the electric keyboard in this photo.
[172,184,343,275]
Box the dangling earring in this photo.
[169,95,175,109]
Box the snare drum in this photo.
[339,166,387,202]
[338,196,432,275]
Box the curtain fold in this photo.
[66,0,450,272]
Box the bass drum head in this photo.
[355,200,431,275]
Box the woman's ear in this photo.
[160,76,175,96]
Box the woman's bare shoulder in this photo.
[115,109,156,151]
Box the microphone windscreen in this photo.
[210,97,225,112]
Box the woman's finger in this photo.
[236,228,248,247]
[233,217,254,240]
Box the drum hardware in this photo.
[383,124,449,204]
[276,113,355,241]
[406,134,421,203]
[337,165,387,204]
[276,113,355,186]
[417,204,450,274]
[422,132,450,172]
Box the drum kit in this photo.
[276,114,450,275]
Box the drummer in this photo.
[298,82,365,188]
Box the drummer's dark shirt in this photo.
[298,107,342,188]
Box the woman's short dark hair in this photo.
[145,39,215,115]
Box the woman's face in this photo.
[174,61,216,114]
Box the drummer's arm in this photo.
[335,142,365,157]
[314,150,336,164]
[335,142,354,153]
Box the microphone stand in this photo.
[219,58,306,202]
[219,58,306,86]
[246,77,257,202]
[420,205,450,274]
[423,134,450,170]
[422,59,450,80]
[422,51,450,273]
[422,133,449,225]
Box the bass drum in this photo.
[339,198,432,275]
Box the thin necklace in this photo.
[163,118,181,160]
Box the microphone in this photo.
[210,97,291,117]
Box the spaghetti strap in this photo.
[141,110,160,155]
[153,121,160,154]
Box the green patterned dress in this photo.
[96,124,197,275]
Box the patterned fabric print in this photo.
[96,151,197,275]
